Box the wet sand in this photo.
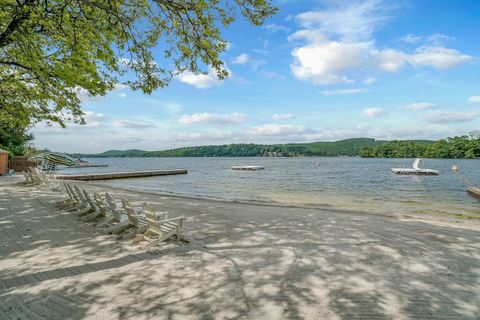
[1,174,480,319]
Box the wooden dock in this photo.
[55,169,187,181]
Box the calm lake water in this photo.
[62,157,480,217]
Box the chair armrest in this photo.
[154,212,168,220]
[159,216,185,225]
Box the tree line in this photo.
[359,134,480,159]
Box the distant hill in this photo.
[70,149,147,158]
[72,138,435,158]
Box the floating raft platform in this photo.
[232,165,265,171]
[391,168,439,175]
[55,169,187,181]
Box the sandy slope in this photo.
[1,175,479,320]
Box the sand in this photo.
[1,174,480,319]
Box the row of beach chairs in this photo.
[23,169,185,250]
[23,167,60,188]
[55,183,185,250]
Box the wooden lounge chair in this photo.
[72,186,94,216]
[91,192,113,228]
[101,193,131,234]
[80,190,103,222]
[23,171,34,184]
[29,168,45,185]
[132,202,184,250]
[55,183,78,208]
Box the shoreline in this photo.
[82,179,480,227]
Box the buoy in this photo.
[452,165,459,172]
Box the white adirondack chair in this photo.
[72,186,94,216]
[80,190,103,222]
[23,171,34,184]
[101,193,131,234]
[55,183,78,208]
[29,168,45,185]
[91,192,114,228]
[132,202,184,250]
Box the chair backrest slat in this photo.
[122,199,141,226]
[105,193,123,220]
[142,202,161,234]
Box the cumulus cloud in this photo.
[177,67,229,89]
[364,107,384,117]
[401,102,436,110]
[289,32,368,84]
[272,113,296,120]
[468,96,480,103]
[372,48,408,72]
[408,46,472,69]
[232,53,249,65]
[289,1,472,85]
[178,112,246,125]
[321,88,368,96]
[422,111,479,124]
[112,119,156,129]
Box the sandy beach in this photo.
[1,174,480,320]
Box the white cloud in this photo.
[399,34,422,44]
[321,88,368,96]
[422,111,479,124]
[265,23,290,33]
[112,119,156,129]
[364,107,384,117]
[79,111,107,128]
[289,32,368,85]
[247,124,307,136]
[118,92,127,98]
[294,0,389,42]
[233,53,249,65]
[408,46,472,69]
[272,113,296,120]
[289,2,472,85]
[178,112,246,125]
[372,48,408,72]
[401,102,436,110]
[468,96,480,103]
[426,33,455,46]
[177,67,228,89]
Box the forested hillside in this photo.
[72,136,480,159]
[359,136,480,159]
[74,138,386,157]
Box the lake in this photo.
[62,157,480,218]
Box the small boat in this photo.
[391,158,439,175]
[232,165,265,171]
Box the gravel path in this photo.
[1,175,479,319]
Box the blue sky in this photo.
[34,0,480,153]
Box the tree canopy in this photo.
[359,134,480,159]
[0,0,276,128]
